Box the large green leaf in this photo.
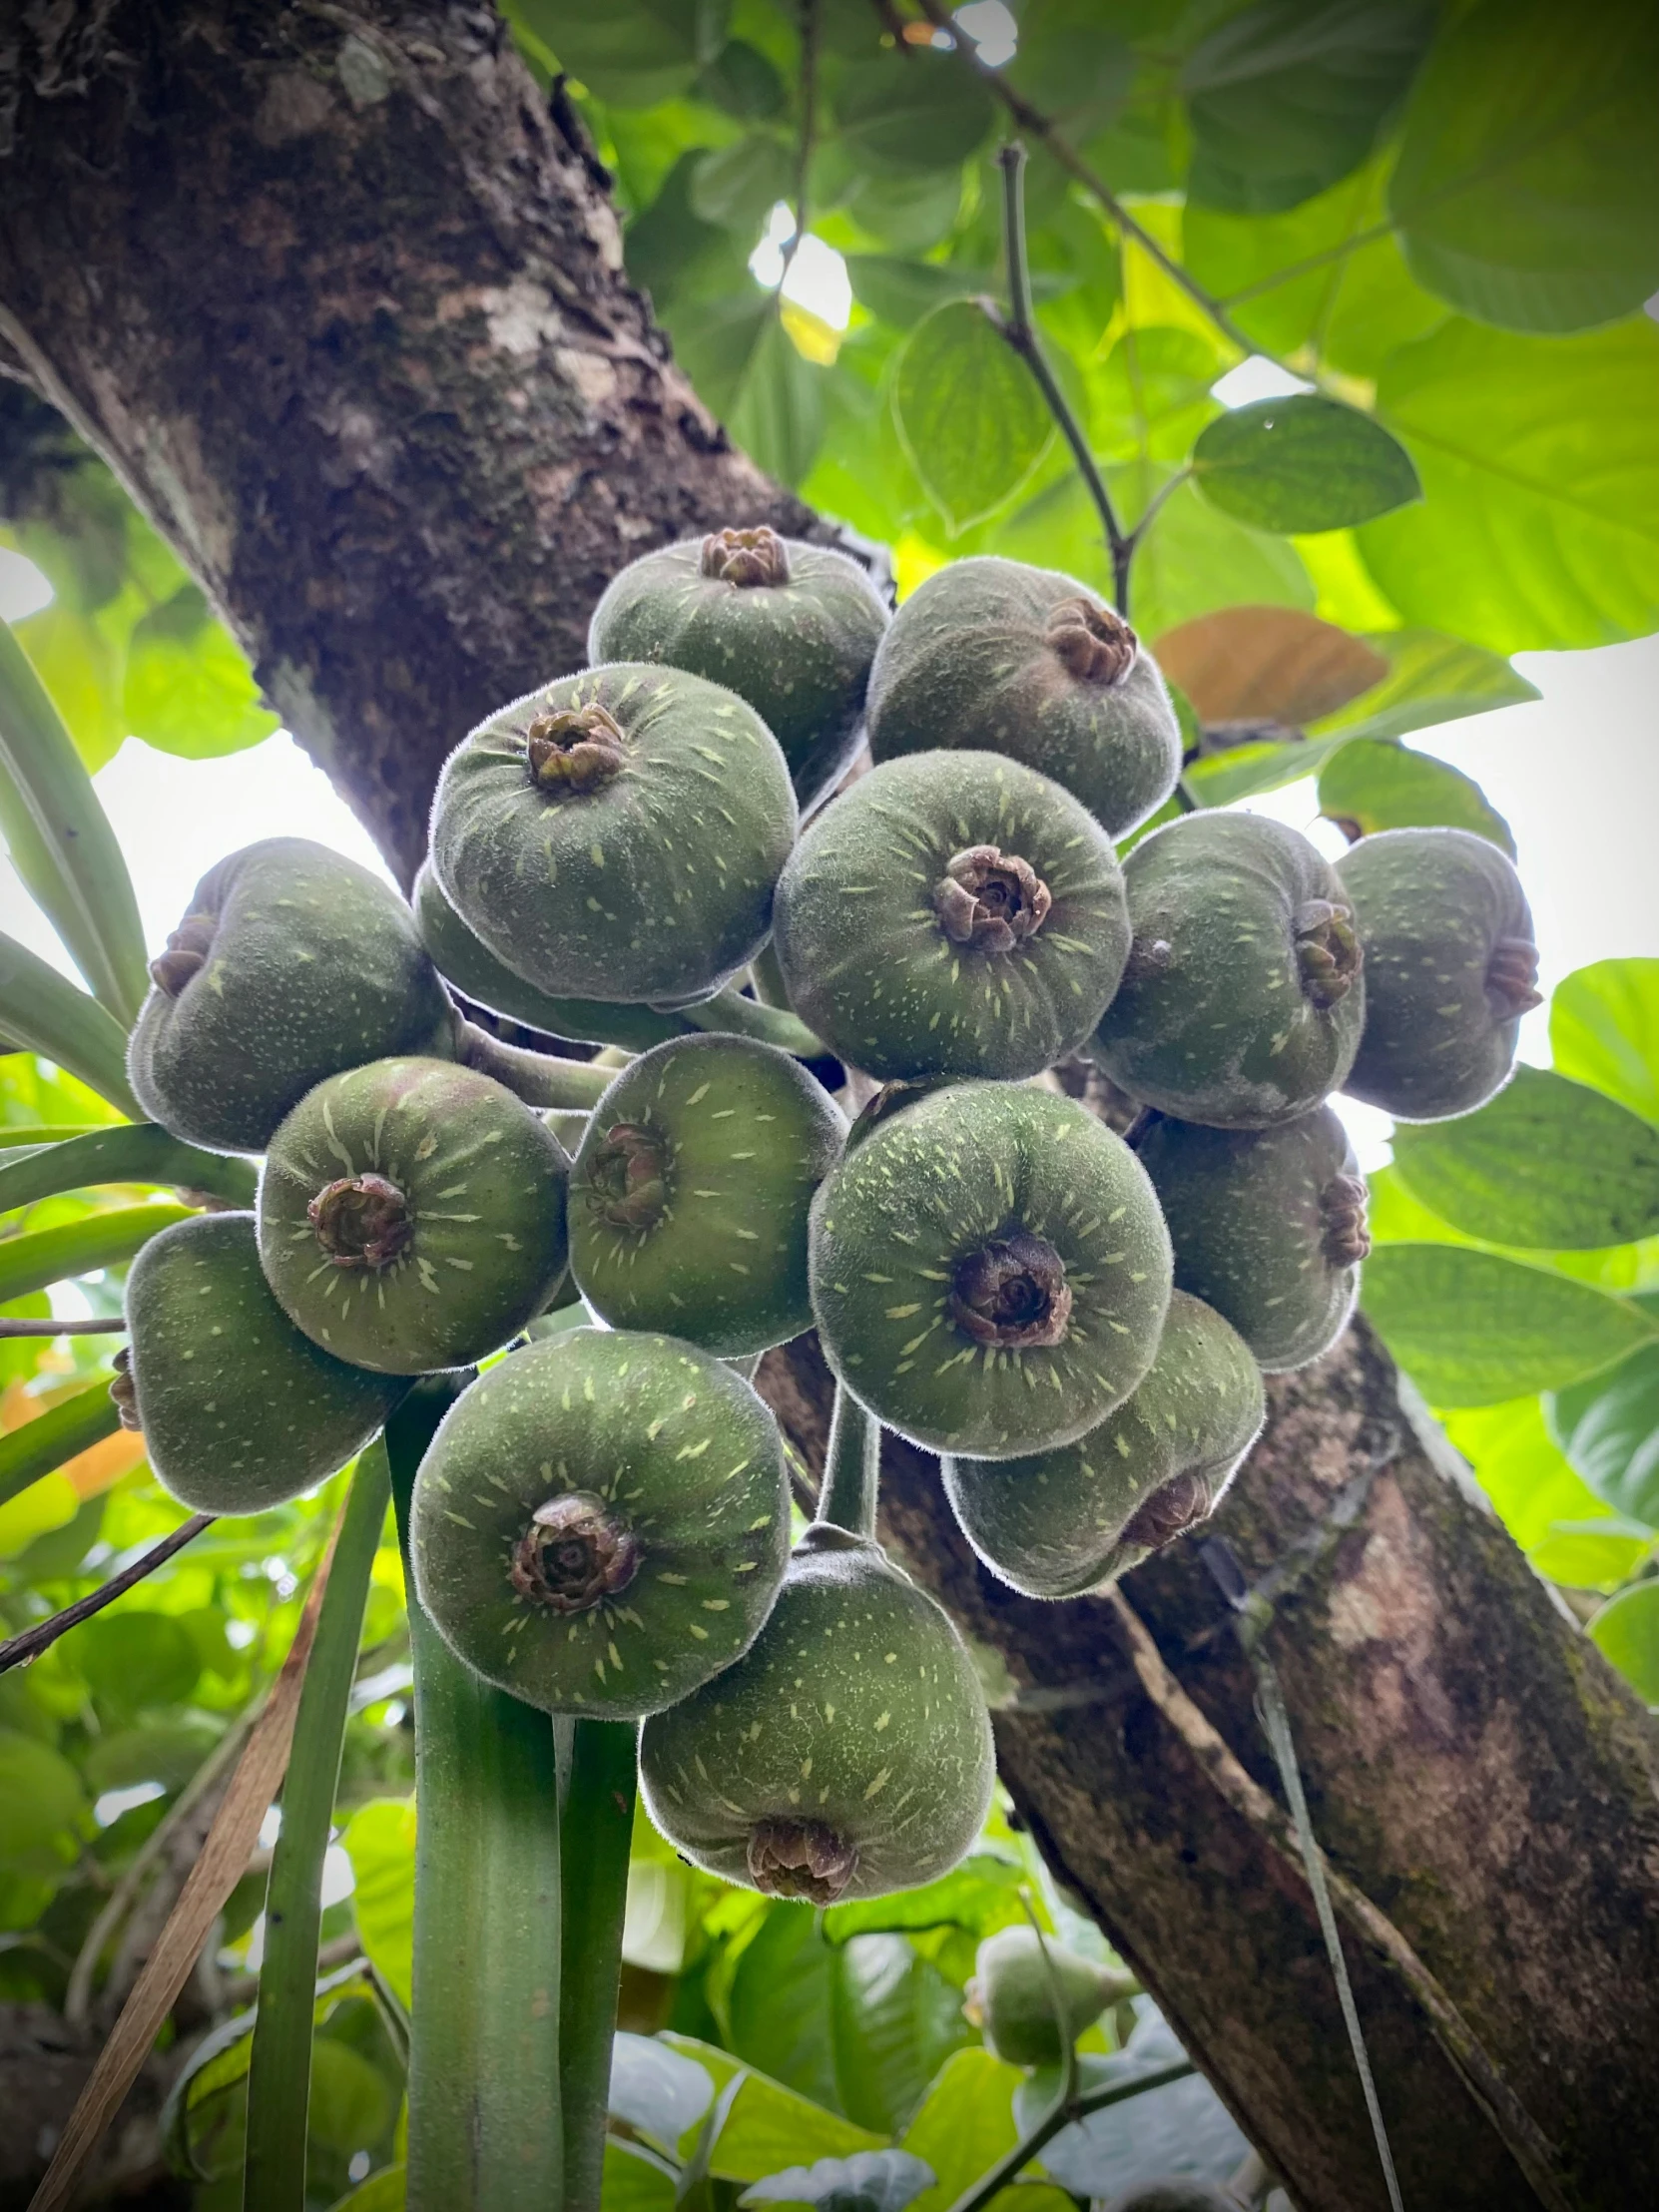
[341,1797,416,2009]
[659,2035,886,2181]
[67,1609,202,1718]
[824,1855,1027,1947]
[741,2150,935,2212]
[1361,1245,1655,1405]
[1183,733,1352,807]
[1316,739,1514,850]
[1588,1582,1659,1704]
[845,258,987,330]
[1005,0,1136,139]
[0,1730,85,1875]
[727,310,827,489]
[1306,627,1539,745]
[1358,316,1659,653]
[1192,393,1419,533]
[122,585,277,760]
[1550,960,1659,1126]
[1388,0,1659,333]
[726,1902,839,2113]
[691,134,795,233]
[1118,466,1315,641]
[897,2047,1024,2212]
[893,301,1053,534]
[509,0,729,106]
[1442,1397,1652,1588]
[1547,1346,1659,1528]
[829,1935,975,2139]
[1089,325,1223,463]
[832,54,995,175]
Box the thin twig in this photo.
[0,1513,214,1677]
[0,1316,128,1337]
[946,2056,1195,2212]
[1222,220,1394,308]
[779,0,821,287]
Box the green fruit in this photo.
[429,664,797,1006]
[1136,1107,1369,1373]
[588,527,889,813]
[638,1525,994,1903]
[569,1033,845,1356]
[942,1292,1264,1598]
[1337,826,1542,1121]
[410,1328,790,1718]
[774,752,1130,1083]
[810,1082,1172,1458]
[123,1213,403,1514]
[128,838,456,1153]
[865,556,1181,838]
[1090,812,1365,1128]
[965,1926,1132,2066]
[258,1057,569,1375]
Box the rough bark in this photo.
[4,8,1658,2209]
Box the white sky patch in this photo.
[0,548,52,621]
[750,204,852,331]
[1212,356,1315,408]
[94,1781,167,1828]
[954,1,1018,67]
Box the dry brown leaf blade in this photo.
[1155,606,1389,729]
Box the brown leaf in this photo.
[1154,607,1388,728]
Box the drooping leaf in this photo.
[1547,1346,1659,1528]
[829,1934,976,2139]
[691,135,795,233]
[1154,606,1387,726]
[1192,393,1420,533]
[896,2047,1027,2212]
[1549,960,1659,1126]
[1306,627,1540,745]
[1388,0,1659,333]
[741,2149,936,2212]
[657,2034,886,2181]
[1588,1582,1659,1704]
[610,2031,715,2148]
[1442,1396,1653,1586]
[728,309,828,487]
[626,152,753,312]
[602,2142,677,2212]
[1360,1245,1654,1406]
[509,0,730,106]
[832,54,995,175]
[1013,2013,1247,2197]
[726,1901,839,2113]
[893,300,1053,533]
[1316,738,1514,850]
[1182,733,1352,808]
[307,2037,397,2159]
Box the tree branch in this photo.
[0,1516,215,1678]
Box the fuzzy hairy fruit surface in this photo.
[639,1526,994,1902]
[942,1291,1264,1598]
[1090,812,1365,1128]
[1136,1107,1369,1373]
[259,1057,568,1375]
[570,1033,845,1356]
[127,838,456,1154]
[429,664,797,1007]
[1338,826,1541,1121]
[124,1213,404,1513]
[810,1082,1171,1458]
[774,752,1130,1084]
[865,557,1182,839]
[410,1328,790,1718]
[588,530,889,814]
[966,1926,1130,2066]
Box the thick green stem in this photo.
[685,983,823,1058]
[816,1384,880,1539]
[387,1382,565,2212]
[0,1201,192,1307]
[0,1123,257,1215]
[244,1442,391,2212]
[0,1378,121,1510]
[0,927,142,1118]
[458,1021,614,1109]
[746,943,794,1012]
[558,1718,638,2209]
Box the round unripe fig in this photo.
[1337,827,1541,1121]
[1090,812,1365,1129]
[942,1292,1264,1598]
[639,1524,994,1903]
[965,1926,1133,2066]
[122,1213,404,1514]
[1136,1107,1369,1373]
[429,664,797,1006]
[258,1057,569,1375]
[865,557,1181,838]
[128,838,456,1154]
[810,1082,1172,1458]
[774,752,1130,1084]
[410,1328,790,1718]
[587,527,889,814]
[569,1033,844,1357]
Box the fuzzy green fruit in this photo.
[122,1213,403,1514]
[965,1926,1134,2066]
[865,556,1181,838]
[429,664,797,1006]
[1090,812,1365,1129]
[1338,827,1541,1121]
[942,1292,1264,1597]
[588,527,889,813]
[127,838,456,1153]
[258,1057,568,1375]
[639,1525,994,1903]
[570,1033,844,1356]
[810,1082,1171,1458]
[410,1328,790,1718]
[1136,1107,1369,1373]
[774,752,1130,1084]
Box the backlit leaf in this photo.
[691,135,795,233]
[1154,606,1387,726]
[1442,1397,1652,1585]
[122,585,277,761]
[1588,1582,1659,1704]
[893,301,1053,533]
[1317,738,1514,851]
[1549,959,1659,1126]
[833,55,994,175]
[509,0,729,106]
[1306,628,1539,745]
[1193,394,1420,533]
[1547,1345,1659,1528]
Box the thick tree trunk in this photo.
[3,9,1657,2208]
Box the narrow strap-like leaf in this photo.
[0,1378,122,1510]
[0,927,141,1117]
[0,1124,256,1215]
[558,1718,638,2208]
[0,1200,192,1306]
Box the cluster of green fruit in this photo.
[114,530,1538,1910]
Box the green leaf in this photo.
[1184,735,1352,808]
[1390,1068,1659,1251]
[121,586,278,760]
[726,309,827,488]
[1441,1397,1652,1584]
[726,1903,838,2113]
[897,2047,1026,2212]
[1550,959,1659,1125]
[602,2141,677,2211]
[0,1124,257,1216]
[1306,627,1539,745]
[1181,0,1434,214]
[509,0,729,106]
[1014,2024,1245,2199]
[1118,468,1315,641]
[1005,0,1136,136]
[67,1608,202,1717]
[341,1797,416,2010]
[1547,1346,1659,1528]
[830,1935,976,2139]
[658,2035,885,2181]
[0,1202,194,1309]
[0,1730,85,1875]
[627,153,753,313]
[0,1382,123,1513]
[893,301,1053,533]
[610,2030,714,2146]
[7,600,132,774]
[1388,0,1659,333]
[0,928,142,1116]
[1588,1582,1659,1704]
[307,2037,397,2158]
[694,40,787,123]
[1089,325,1224,463]
[1360,1245,1655,1406]
[845,258,987,330]
[824,1856,1028,1947]
[740,2149,935,2212]
[1192,394,1419,533]
[691,135,795,233]
[327,2167,406,2212]
[1358,315,1659,653]
[1317,739,1513,850]
[832,54,994,175]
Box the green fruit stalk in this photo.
[638,1523,994,1903]
[569,1033,845,1356]
[774,751,1130,1083]
[428,663,797,1006]
[588,526,889,813]
[1090,811,1366,1128]
[409,1327,790,1718]
[1338,826,1542,1121]
[942,1291,1265,1598]
[258,1057,569,1375]
[864,556,1182,838]
[122,1213,403,1513]
[1136,1106,1370,1372]
[810,1082,1172,1458]
[128,837,456,1153]
[965,1926,1135,2066]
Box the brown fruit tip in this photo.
[1294,898,1363,1009]
[1487,934,1544,1017]
[510,1491,641,1613]
[584,1122,670,1230]
[110,1347,142,1432]
[748,1817,858,1905]
[1047,596,1137,686]
[308,1174,414,1270]
[526,703,628,795]
[1320,1172,1372,1269]
[950,1231,1072,1349]
[932,844,1052,953]
[701,524,791,589]
[1121,1469,1212,1555]
[150,911,217,996]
